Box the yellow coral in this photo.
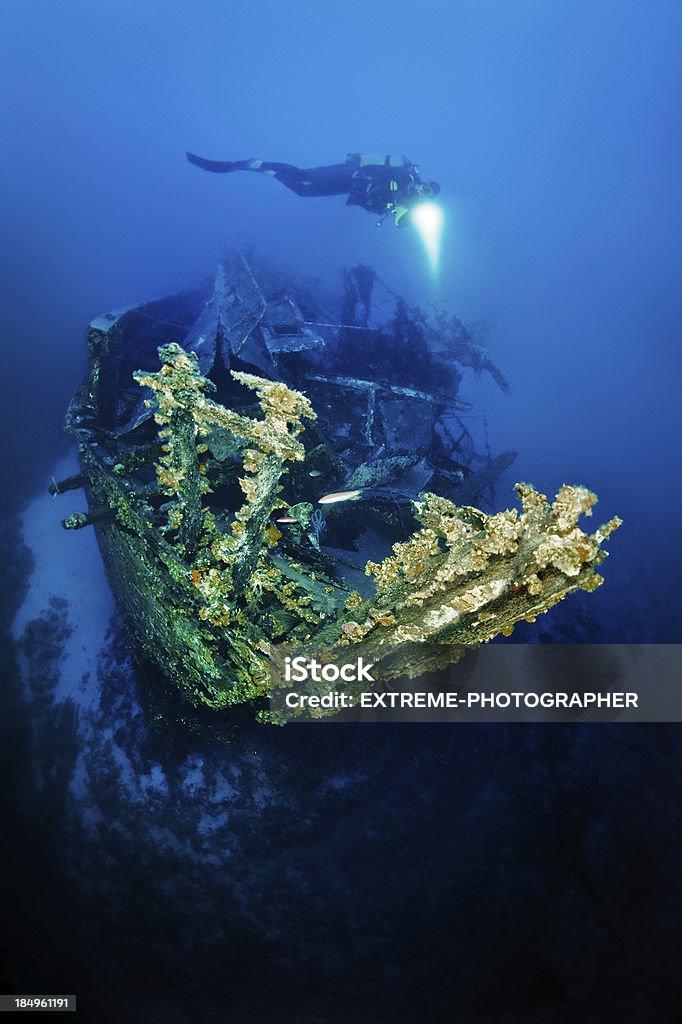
[340,484,620,649]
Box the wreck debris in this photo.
[130,340,619,713]
[341,263,376,327]
[49,473,84,496]
[184,251,268,375]
[431,310,511,394]
[435,450,517,507]
[58,252,620,719]
[61,510,111,530]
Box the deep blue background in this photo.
[2,0,680,633]
[1,2,681,1021]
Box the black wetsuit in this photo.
[186,152,424,221]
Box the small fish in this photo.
[275,515,298,524]
[308,469,323,478]
[318,489,363,505]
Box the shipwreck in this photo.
[55,251,620,720]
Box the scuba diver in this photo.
[186,151,440,227]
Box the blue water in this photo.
[1,2,681,1021]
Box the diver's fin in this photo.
[186,152,244,173]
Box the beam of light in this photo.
[411,201,444,273]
